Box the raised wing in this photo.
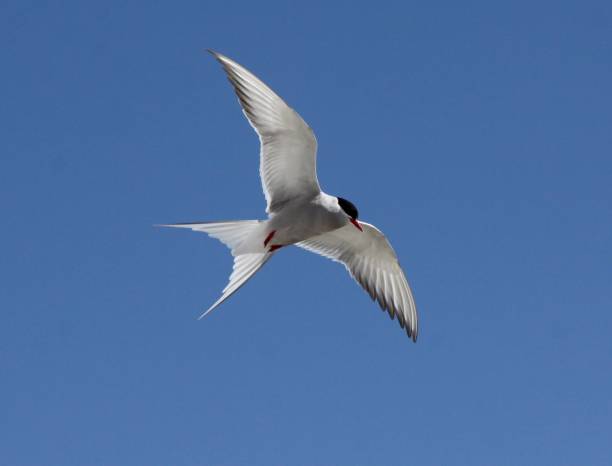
[210,50,320,214]
[297,221,418,341]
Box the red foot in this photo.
[263,230,276,247]
[269,245,284,252]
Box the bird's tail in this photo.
[158,220,272,317]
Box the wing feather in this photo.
[209,51,320,213]
[297,221,418,341]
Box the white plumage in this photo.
[162,51,419,341]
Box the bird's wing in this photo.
[296,221,418,340]
[210,50,320,214]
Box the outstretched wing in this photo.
[210,51,320,214]
[297,221,418,341]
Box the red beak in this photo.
[350,218,363,231]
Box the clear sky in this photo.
[2,1,611,465]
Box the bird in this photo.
[161,50,419,341]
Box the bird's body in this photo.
[265,193,346,247]
[162,51,419,340]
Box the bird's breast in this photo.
[269,201,346,245]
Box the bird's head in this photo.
[337,197,362,231]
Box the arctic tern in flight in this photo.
[162,51,418,340]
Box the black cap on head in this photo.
[337,197,359,220]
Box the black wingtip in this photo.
[207,49,227,64]
[206,49,224,65]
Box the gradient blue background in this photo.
[2,1,611,465]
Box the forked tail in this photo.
[159,220,272,317]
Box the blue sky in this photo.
[2,1,611,465]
